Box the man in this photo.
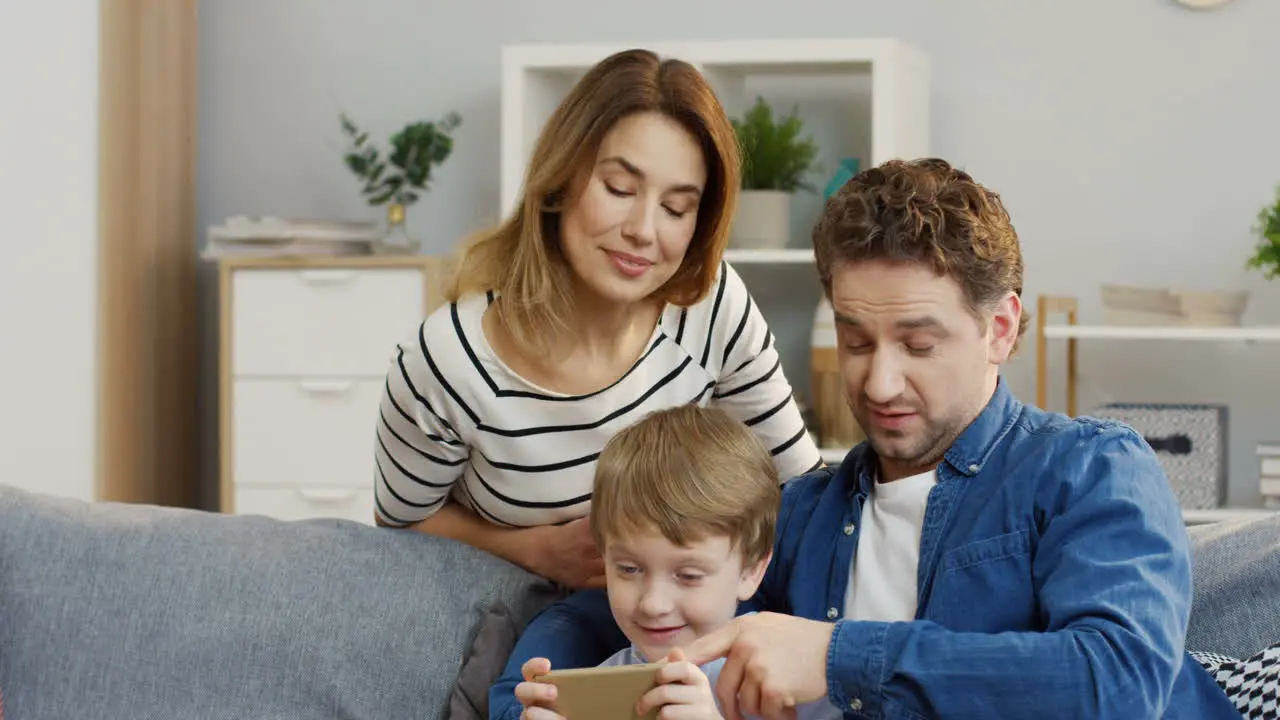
[687,158,1240,719]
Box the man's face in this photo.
[830,258,1020,481]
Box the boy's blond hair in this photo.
[590,405,780,565]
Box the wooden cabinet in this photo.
[217,255,449,522]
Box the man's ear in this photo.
[737,550,773,602]
[987,291,1022,363]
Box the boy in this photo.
[512,405,839,720]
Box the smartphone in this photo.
[535,662,663,720]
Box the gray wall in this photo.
[197,0,1280,510]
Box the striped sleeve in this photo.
[372,320,471,527]
[707,263,823,481]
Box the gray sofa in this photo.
[0,484,1277,720]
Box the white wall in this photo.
[0,2,100,500]
[197,0,1280,507]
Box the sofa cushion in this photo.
[447,601,520,720]
[1187,514,1280,659]
[0,485,551,720]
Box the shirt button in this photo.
[826,607,839,620]
[843,523,855,535]
[849,698,864,711]
[968,463,980,473]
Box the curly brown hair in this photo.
[811,157,1029,352]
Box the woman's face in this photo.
[558,111,707,308]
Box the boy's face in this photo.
[603,526,770,662]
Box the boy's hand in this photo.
[635,648,724,720]
[513,657,566,720]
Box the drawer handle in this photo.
[297,380,354,394]
[296,269,356,285]
[297,488,357,503]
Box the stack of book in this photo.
[1261,441,1280,508]
[201,216,382,259]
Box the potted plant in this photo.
[729,96,819,249]
[1247,184,1280,280]
[340,111,461,254]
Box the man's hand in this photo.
[686,612,835,720]
[513,657,567,720]
[635,648,723,719]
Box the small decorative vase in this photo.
[376,202,419,255]
[824,158,861,199]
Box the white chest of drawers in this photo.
[218,255,448,523]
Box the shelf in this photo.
[500,38,929,216]
[724,248,814,264]
[501,38,921,76]
[1043,325,1280,341]
[1181,507,1277,526]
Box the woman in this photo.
[370,48,822,716]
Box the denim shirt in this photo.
[746,378,1238,719]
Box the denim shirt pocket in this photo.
[940,529,1031,573]
[928,530,1036,632]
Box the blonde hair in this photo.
[446,48,741,358]
[590,405,779,565]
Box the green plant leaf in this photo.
[340,114,358,137]
[732,97,819,192]
[1246,184,1280,279]
[369,180,402,205]
[343,111,459,205]
[344,153,367,177]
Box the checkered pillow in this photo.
[1192,643,1280,719]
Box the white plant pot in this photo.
[731,189,791,249]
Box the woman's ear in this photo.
[736,550,773,602]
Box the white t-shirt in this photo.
[843,469,938,622]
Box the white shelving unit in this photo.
[723,248,815,264]
[500,38,931,217]
[1035,294,1280,416]
[1043,325,1280,341]
[500,38,931,468]
[1036,294,1280,523]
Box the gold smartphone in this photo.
[535,662,663,720]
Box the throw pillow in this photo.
[447,602,519,720]
[1192,642,1280,718]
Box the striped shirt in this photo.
[373,261,822,528]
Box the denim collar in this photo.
[839,376,1024,497]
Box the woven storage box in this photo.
[1092,403,1228,510]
